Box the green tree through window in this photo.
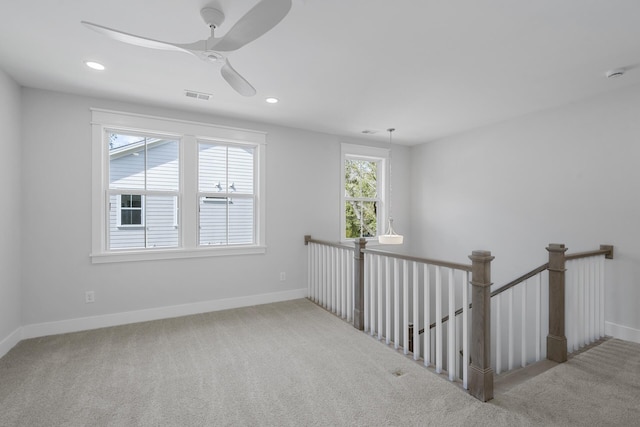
[344,159,379,238]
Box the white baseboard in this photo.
[605,321,640,344]
[0,327,23,359]
[21,288,308,340]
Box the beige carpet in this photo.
[1,299,638,426]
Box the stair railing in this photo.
[304,235,613,403]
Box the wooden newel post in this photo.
[468,250,494,402]
[353,238,367,330]
[547,243,568,363]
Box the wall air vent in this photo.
[185,90,212,101]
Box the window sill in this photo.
[90,245,267,264]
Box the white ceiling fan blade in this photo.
[221,59,256,96]
[81,21,195,56]
[213,0,292,52]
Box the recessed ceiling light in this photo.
[265,97,279,104]
[85,61,105,71]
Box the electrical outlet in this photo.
[85,291,95,304]
[279,272,286,281]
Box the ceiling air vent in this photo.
[185,90,212,101]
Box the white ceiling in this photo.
[1,0,639,145]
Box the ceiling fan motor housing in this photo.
[201,7,225,28]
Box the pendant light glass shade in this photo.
[379,128,404,245]
[379,218,403,244]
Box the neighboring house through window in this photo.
[341,143,388,241]
[91,109,266,263]
[108,133,179,249]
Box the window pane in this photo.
[109,194,145,249]
[131,195,142,208]
[109,133,179,191]
[110,135,145,190]
[121,210,142,225]
[199,196,228,245]
[345,201,377,238]
[147,140,179,191]
[228,146,254,194]
[145,195,179,248]
[229,198,254,244]
[345,159,377,198]
[199,143,227,192]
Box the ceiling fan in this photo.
[81,0,292,96]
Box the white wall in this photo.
[19,88,411,332]
[410,83,640,340]
[0,68,22,354]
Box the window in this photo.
[118,194,143,227]
[108,132,179,249]
[341,144,388,241]
[91,109,266,263]
[198,142,256,246]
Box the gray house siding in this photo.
[198,143,254,246]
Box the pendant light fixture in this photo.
[378,128,404,245]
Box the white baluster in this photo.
[424,264,431,367]
[586,258,592,343]
[394,258,400,350]
[308,243,316,302]
[403,260,409,355]
[386,256,391,345]
[571,261,582,351]
[369,252,376,336]
[508,288,514,371]
[496,293,502,375]
[307,243,313,300]
[521,280,527,367]
[331,246,335,312]
[346,249,352,322]
[339,248,349,319]
[590,257,597,343]
[462,271,469,389]
[413,261,420,360]
[320,245,325,308]
[328,246,332,311]
[599,255,605,338]
[377,255,383,340]
[364,252,369,332]
[578,259,585,348]
[331,248,340,316]
[565,261,572,353]
[535,272,541,361]
[448,268,455,381]
[435,266,442,374]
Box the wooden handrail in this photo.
[566,245,613,261]
[361,248,472,272]
[417,245,613,334]
[491,263,549,298]
[304,235,354,251]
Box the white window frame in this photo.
[197,139,258,247]
[91,109,266,263]
[340,143,389,243]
